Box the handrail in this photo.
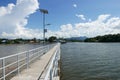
[0,51,27,60]
[0,44,56,80]
[38,43,60,80]
[0,45,50,60]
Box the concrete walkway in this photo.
[11,45,59,80]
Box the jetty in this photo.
[0,43,60,80]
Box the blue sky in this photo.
[0,0,120,39]
[29,0,120,30]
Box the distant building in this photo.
[1,39,7,43]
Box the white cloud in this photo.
[0,1,120,39]
[0,0,39,39]
[76,14,86,21]
[0,4,15,16]
[53,14,120,38]
[73,4,77,8]
[97,14,110,22]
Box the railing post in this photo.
[37,48,39,59]
[54,57,58,76]
[50,69,53,80]
[2,59,5,80]
[26,51,29,69]
[47,45,49,52]
[38,48,41,60]
[45,46,48,53]
[17,54,20,75]
[58,43,60,60]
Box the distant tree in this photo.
[84,38,97,42]
[32,38,37,43]
[84,34,120,42]
[48,36,57,42]
[14,39,20,44]
[0,39,2,44]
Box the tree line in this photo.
[84,34,120,42]
[0,36,58,44]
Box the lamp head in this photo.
[39,9,48,14]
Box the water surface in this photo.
[61,42,120,80]
[0,44,42,58]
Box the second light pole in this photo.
[40,9,48,44]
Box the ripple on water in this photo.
[61,43,120,80]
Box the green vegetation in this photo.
[66,39,83,42]
[48,36,57,42]
[1,33,120,44]
[84,34,120,42]
[0,38,40,44]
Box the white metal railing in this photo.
[0,44,55,80]
[38,43,60,80]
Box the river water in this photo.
[0,43,120,80]
[61,42,120,80]
[0,44,42,58]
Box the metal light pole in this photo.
[39,9,48,44]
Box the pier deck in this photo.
[11,45,59,80]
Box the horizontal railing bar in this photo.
[39,43,60,80]
[38,45,58,80]
[0,51,28,60]
[28,50,44,57]
[29,52,45,64]
[29,54,35,59]
[19,58,26,63]
[0,67,2,70]
[44,47,58,80]
[19,57,26,62]
[29,46,43,51]
[19,63,27,70]
[29,55,38,63]
[0,56,27,70]
[34,54,39,59]
[0,43,57,80]
[31,50,43,56]
[5,67,18,78]
[37,50,44,54]
[5,61,18,69]
[38,54,44,57]
[0,76,3,79]
[29,50,44,59]
[29,46,47,52]
[0,45,49,60]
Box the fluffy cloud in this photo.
[0,1,120,39]
[76,14,86,21]
[55,14,120,38]
[73,4,77,8]
[0,0,39,39]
